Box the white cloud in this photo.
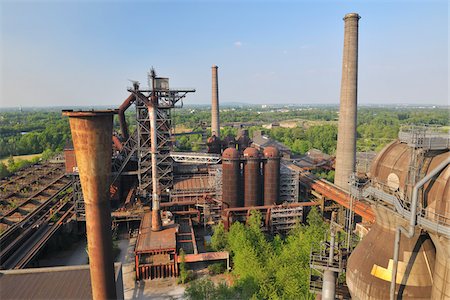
[234,41,242,48]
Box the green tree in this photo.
[179,248,188,284]
[211,222,227,251]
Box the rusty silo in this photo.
[211,65,220,138]
[222,147,242,208]
[243,147,262,207]
[263,146,280,206]
[335,13,360,190]
[62,110,117,300]
[346,139,450,299]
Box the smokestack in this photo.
[149,103,162,231]
[62,110,117,300]
[211,65,220,138]
[149,69,162,232]
[335,13,360,190]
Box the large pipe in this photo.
[323,211,337,300]
[390,157,450,300]
[334,13,360,191]
[118,94,135,142]
[211,65,220,138]
[62,110,117,300]
[149,103,162,231]
[149,70,162,231]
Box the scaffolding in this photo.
[270,206,303,234]
[280,163,300,203]
[399,125,450,150]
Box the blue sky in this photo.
[0,0,448,107]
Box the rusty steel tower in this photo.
[335,13,360,190]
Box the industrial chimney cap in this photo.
[263,146,280,158]
[343,13,360,20]
[222,147,239,159]
[243,147,259,158]
[62,109,118,117]
[212,65,218,68]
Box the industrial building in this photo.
[0,12,448,300]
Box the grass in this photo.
[0,153,42,165]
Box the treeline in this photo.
[172,107,337,129]
[0,112,71,158]
[185,207,328,299]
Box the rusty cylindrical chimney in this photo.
[334,13,360,191]
[211,65,220,138]
[62,110,117,300]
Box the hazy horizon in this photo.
[1,1,448,108]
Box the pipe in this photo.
[323,211,337,300]
[390,156,450,300]
[118,94,135,141]
[149,70,162,231]
[62,110,118,300]
[323,270,337,300]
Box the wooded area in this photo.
[185,207,327,299]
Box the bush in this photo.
[208,262,226,275]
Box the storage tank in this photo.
[346,140,449,299]
[222,147,241,208]
[243,147,262,207]
[263,146,280,206]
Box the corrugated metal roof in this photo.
[0,264,122,299]
[173,176,211,191]
[251,135,290,152]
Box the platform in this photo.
[135,212,178,253]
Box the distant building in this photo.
[262,122,280,129]
[251,130,291,158]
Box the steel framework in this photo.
[128,71,195,200]
[170,152,221,164]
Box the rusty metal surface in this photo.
[207,135,222,154]
[222,147,242,208]
[263,146,280,205]
[64,148,77,173]
[243,147,262,207]
[347,206,435,299]
[370,140,450,221]
[118,94,135,141]
[173,176,211,191]
[135,212,177,253]
[179,251,229,263]
[65,110,117,300]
